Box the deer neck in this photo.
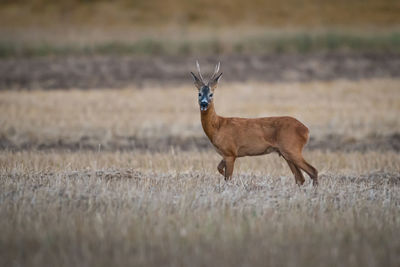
[200,102,220,141]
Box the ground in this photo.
[0,78,399,267]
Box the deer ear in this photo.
[190,72,204,90]
[208,72,222,89]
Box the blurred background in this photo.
[0,0,400,89]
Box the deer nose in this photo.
[200,101,208,108]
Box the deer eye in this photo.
[198,93,201,97]
[209,93,213,97]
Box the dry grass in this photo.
[0,79,400,266]
[1,79,399,147]
[1,150,399,267]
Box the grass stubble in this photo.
[0,79,399,266]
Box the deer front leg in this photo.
[224,157,236,181]
[217,160,225,176]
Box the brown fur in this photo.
[200,100,318,186]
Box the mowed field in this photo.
[1,78,400,266]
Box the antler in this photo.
[196,60,205,84]
[209,62,220,82]
[192,61,221,88]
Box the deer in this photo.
[190,61,318,186]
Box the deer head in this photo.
[190,61,223,111]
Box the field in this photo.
[1,0,400,266]
[1,78,400,266]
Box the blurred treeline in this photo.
[1,0,399,28]
[0,0,399,57]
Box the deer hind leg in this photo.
[286,159,305,185]
[292,156,318,186]
[217,160,226,176]
[224,157,236,181]
[282,152,318,186]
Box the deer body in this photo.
[191,62,318,186]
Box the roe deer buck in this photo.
[190,61,318,186]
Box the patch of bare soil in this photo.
[1,133,399,152]
[1,52,399,89]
